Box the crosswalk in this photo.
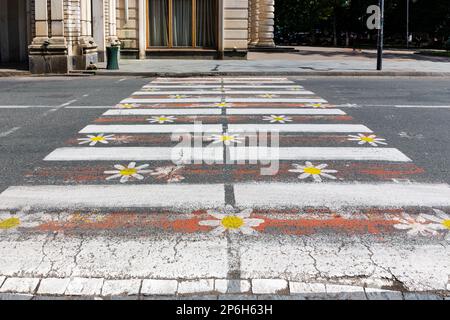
[2,77,450,218]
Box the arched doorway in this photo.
[0,0,31,66]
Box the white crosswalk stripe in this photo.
[121,97,328,104]
[226,108,346,115]
[79,124,223,133]
[227,123,372,133]
[44,147,224,162]
[234,182,450,208]
[132,90,316,95]
[0,185,225,210]
[103,108,222,116]
[229,147,412,162]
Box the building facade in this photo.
[0,0,275,74]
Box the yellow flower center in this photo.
[0,217,20,229]
[221,135,233,141]
[273,116,285,121]
[217,102,227,107]
[360,136,375,143]
[158,117,169,121]
[221,216,244,229]
[90,136,105,142]
[120,168,138,176]
[442,219,450,230]
[304,167,322,175]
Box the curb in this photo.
[0,276,447,300]
[92,70,450,77]
[0,71,31,77]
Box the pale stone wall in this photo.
[116,0,139,57]
[223,0,249,51]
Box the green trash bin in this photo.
[106,45,120,70]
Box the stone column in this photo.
[256,0,275,47]
[92,0,106,62]
[138,0,146,59]
[32,0,49,43]
[250,0,259,46]
[79,0,98,70]
[29,0,70,73]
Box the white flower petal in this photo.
[199,220,221,227]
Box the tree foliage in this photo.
[274,0,450,48]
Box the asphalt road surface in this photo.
[0,75,449,299]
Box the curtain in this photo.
[149,0,169,47]
[196,0,217,48]
[173,0,192,47]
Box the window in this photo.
[148,0,218,48]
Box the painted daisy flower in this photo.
[118,103,139,109]
[259,93,279,99]
[0,211,41,234]
[169,94,188,99]
[149,165,185,183]
[289,162,338,182]
[104,162,152,183]
[199,205,264,235]
[262,115,293,123]
[393,213,440,237]
[77,134,115,146]
[208,133,244,146]
[147,115,176,124]
[307,103,326,108]
[215,102,230,108]
[420,209,450,240]
[347,134,387,147]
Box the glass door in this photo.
[148,0,218,49]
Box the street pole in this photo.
[377,0,384,71]
[406,0,409,48]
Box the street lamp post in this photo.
[406,0,409,48]
[377,0,384,70]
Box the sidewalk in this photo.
[94,46,450,77]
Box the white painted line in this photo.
[0,105,55,109]
[65,106,115,109]
[228,124,372,133]
[227,108,346,115]
[143,85,222,89]
[229,147,411,162]
[155,77,289,81]
[103,108,222,116]
[44,147,224,162]
[79,124,223,133]
[0,184,225,209]
[0,127,21,138]
[121,98,223,104]
[59,99,78,107]
[224,85,304,89]
[133,90,315,95]
[225,98,328,103]
[143,85,304,89]
[223,80,294,84]
[234,182,450,208]
[395,105,450,109]
[339,104,450,109]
